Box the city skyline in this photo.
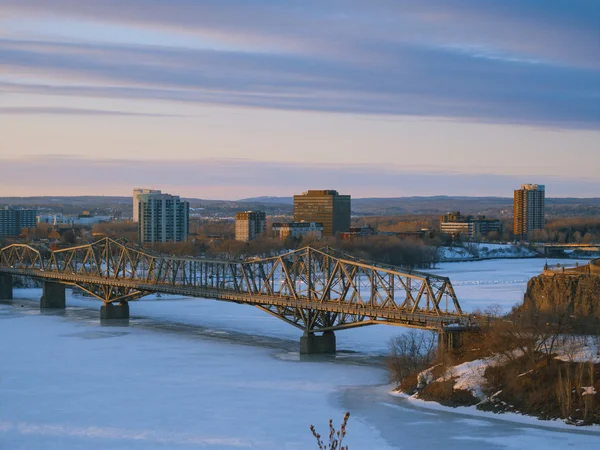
[1,1,599,198]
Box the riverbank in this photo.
[390,390,600,433]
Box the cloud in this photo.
[0,106,183,117]
[1,39,598,129]
[0,1,598,129]
[0,156,597,198]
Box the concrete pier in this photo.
[101,302,130,321]
[40,281,66,309]
[438,328,463,353]
[0,273,13,300]
[300,331,336,354]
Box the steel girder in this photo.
[0,238,465,332]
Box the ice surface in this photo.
[0,306,393,450]
[3,257,599,449]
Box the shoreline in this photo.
[389,390,600,434]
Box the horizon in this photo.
[2,2,599,197]
[2,193,600,202]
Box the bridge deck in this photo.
[0,238,467,332]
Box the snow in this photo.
[439,243,538,262]
[390,391,600,433]
[582,387,597,396]
[417,354,510,399]
[447,357,496,399]
[554,336,600,364]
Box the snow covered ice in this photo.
[2,257,599,449]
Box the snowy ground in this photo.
[439,243,540,261]
[3,257,600,449]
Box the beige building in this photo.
[440,211,503,240]
[514,184,545,238]
[293,190,351,237]
[235,211,266,242]
[133,188,161,222]
[272,222,323,240]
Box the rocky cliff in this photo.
[522,271,600,317]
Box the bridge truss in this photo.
[0,238,465,332]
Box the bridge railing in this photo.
[0,238,466,331]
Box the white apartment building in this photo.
[137,192,189,243]
[133,188,161,222]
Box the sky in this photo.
[0,0,598,199]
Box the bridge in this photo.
[0,238,467,353]
[534,243,600,256]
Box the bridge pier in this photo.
[438,328,463,354]
[0,273,13,300]
[101,302,130,321]
[40,281,65,309]
[300,331,336,354]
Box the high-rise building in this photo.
[132,188,161,222]
[235,211,266,242]
[514,184,545,238]
[0,207,37,237]
[137,192,189,244]
[293,190,351,237]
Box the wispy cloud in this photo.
[0,1,598,129]
[0,106,183,117]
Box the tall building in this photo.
[235,211,266,242]
[137,192,189,244]
[293,190,351,237]
[0,207,37,237]
[132,188,161,222]
[514,184,545,238]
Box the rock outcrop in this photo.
[522,264,600,317]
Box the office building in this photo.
[440,211,503,240]
[137,192,189,243]
[293,190,351,237]
[514,184,545,238]
[272,222,323,240]
[235,211,266,242]
[133,188,161,222]
[339,226,376,241]
[0,207,37,237]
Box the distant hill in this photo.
[1,196,599,218]
[239,196,600,216]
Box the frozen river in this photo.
[2,257,599,449]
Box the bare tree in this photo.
[387,330,438,384]
[310,412,350,450]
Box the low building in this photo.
[235,211,266,242]
[74,212,112,226]
[272,222,323,240]
[440,211,503,240]
[339,226,376,241]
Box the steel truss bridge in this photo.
[0,238,466,335]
